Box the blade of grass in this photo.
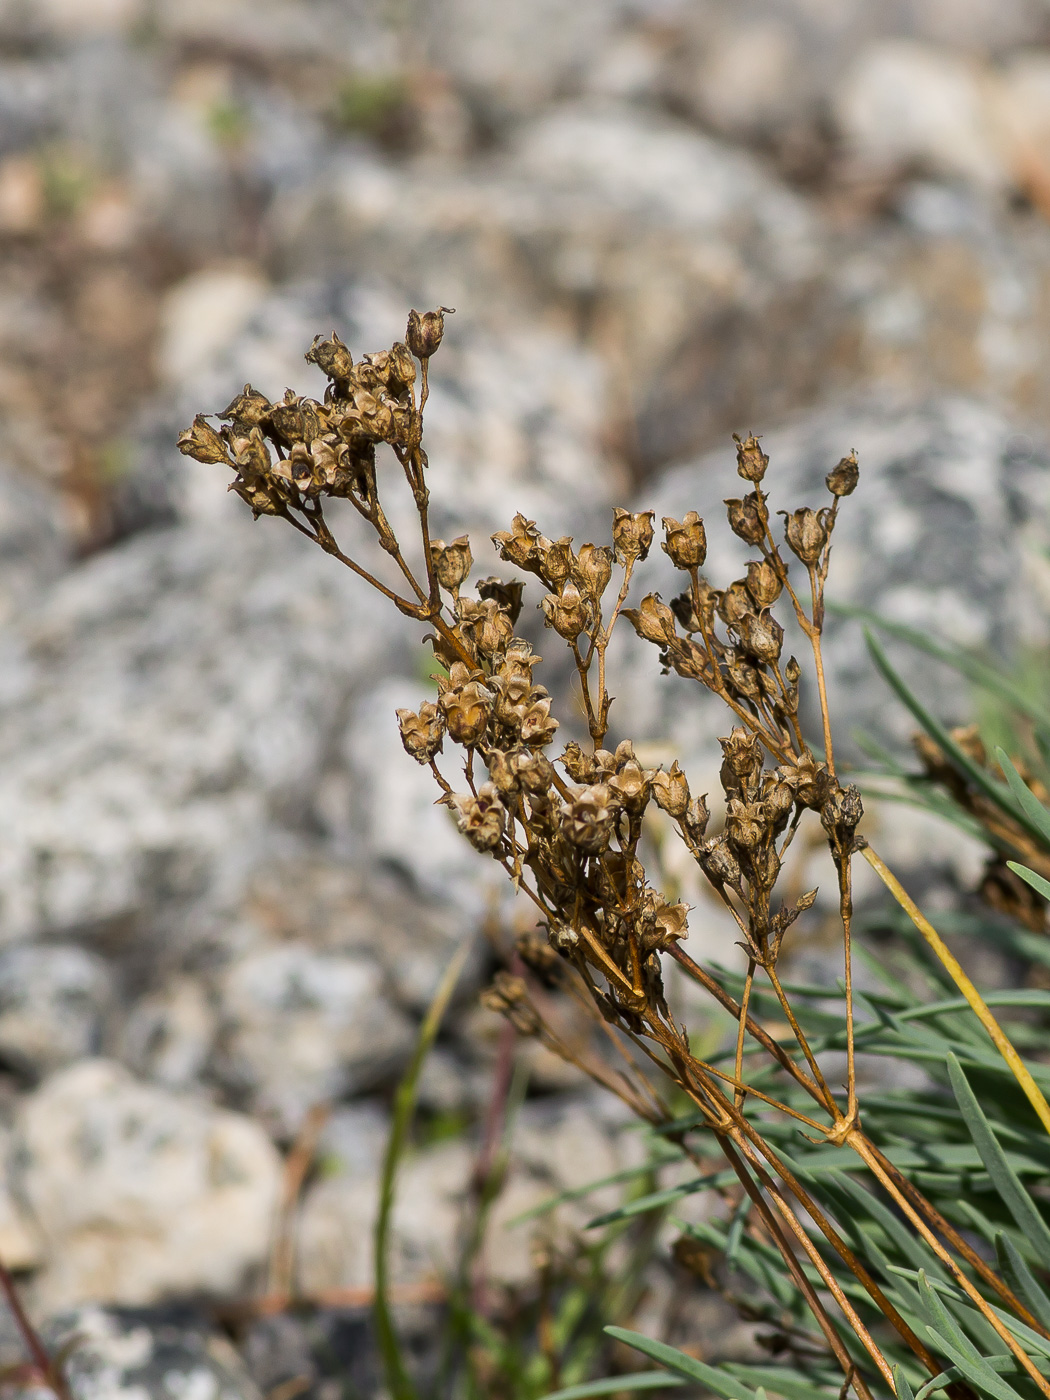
[374,938,472,1400]
[603,1327,760,1400]
[541,1373,684,1398]
[862,846,1050,1136]
[946,1055,1050,1258]
[864,632,1047,846]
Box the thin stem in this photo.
[850,1133,1050,1399]
[668,945,827,1104]
[717,1137,876,1400]
[806,565,836,777]
[839,850,857,1124]
[764,964,840,1117]
[734,959,756,1109]
[862,844,1050,1136]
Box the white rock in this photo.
[213,946,415,1135]
[613,394,1050,765]
[14,1060,281,1313]
[834,42,1005,191]
[159,269,270,388]
[120,975,216,1090]
[0,944,113,1077]
[0,511,408,948]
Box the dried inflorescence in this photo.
[182,309,988,1400]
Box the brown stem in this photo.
[850,1133,1050,1397]
[765,964,840,1117]
[806,564,836,777]
[734,959,756,1109]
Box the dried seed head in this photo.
[451,783,504,851]
[661,512,707,571]
[219,384,272,427]
[306,331,354,383]
[541,538,575,589]
[745,559,782,608]
[387,340,417,388]
[622,593,677,645]
[820,783,864,844]
[726,797,766,850]
[178,415,229,465]
[457,596,513,658]
[547,921,579,954]
[780,507,827,565]
[396,702,445,763]
[478,577,525,626]
[492,514,550,574]
[611,508,655,564]
[684,794,710,840]
[826,451,859,498]
[520,695,559,747]
[724,494,767,545]
[439,672,493,746]
[737,609,784,665]
[574,542,614,599]
[561,741,599,784]
[777,752,831,809]
[560,784,615,854]
[762,775,795,828]
[733,431,769,483]
[720,728,763,789]
[541,579,593,640]
[481,971,539,1033]
[406,306,453,359]
[430,535,473,592]
[652,902,689,949]
[652,760,690,819]
[718,580,754,628]
[608,758,651,814]
[699,835,741,888]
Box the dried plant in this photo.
[180,310,1050,1400]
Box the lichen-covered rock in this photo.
[13,1060,281,1313]
[211,945,415,1137]
[614,395,1050,763]
[42,1305,261,1400]
[0,944,113,1078]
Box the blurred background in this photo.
[3,0,1050,1395]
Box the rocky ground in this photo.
[0,0,1049,1395]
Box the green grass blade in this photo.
[864,632,1046,845]
[1007,862,1050,901]
[996,1234,1050,1331]
[541,1372,684,1398]
[834,603,1050,733]
[996,750,1050,846]
[374,938,472,1400]
[894,1363,917,1400]
[604,1327,759,1399]
[946,1055,1050,1259]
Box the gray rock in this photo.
[0,944,113,1078]
[119,975,216,1091]
[612,394,1050,763]
[13,1059,281,1313]
[276,105,826,473]
[42,1305,260,1400]
[211,945,415,1137]
[0,510,410,952]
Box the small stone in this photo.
[13,1060,281,1313]
[0,945,113,1079]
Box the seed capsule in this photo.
[661,512,707,570]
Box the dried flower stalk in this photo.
[180,311,1050,1399]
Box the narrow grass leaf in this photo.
[996,750,1050,844]
[947,1054,1050,1257]
[996,1234,1050,1331]
[604,1327,759,1400]
[541,1372,683,1398]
